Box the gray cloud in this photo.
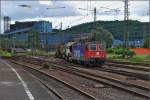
[0,1,149,34]
[1,1,81,20]
[130,1,149,16]
[1,1,148,21]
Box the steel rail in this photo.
[105,62,150,72]
[28,73,65,100]
[11,57,150,99]
[50,63,150,99]
[17,59,150,90]
[96,66,150,80]
[11,60,97,100]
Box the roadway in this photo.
[0,58,56,100]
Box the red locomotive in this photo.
[56,41,107,66]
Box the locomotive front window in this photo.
[89,45,97,51]
[98,44,105,50]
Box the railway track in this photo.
[49,59,149,81]
[53,61,150,90]
[106,60,149,67]
[26,71,65,100]
[96,65,150,80]
[29,56,150,80]
[11,60,97,100]
[105,62,150,72]
[50,63,150,99]
[11,57,150,99]
[99,62,150,80]
[55,59,150,81]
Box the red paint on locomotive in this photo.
[84,44,106,59]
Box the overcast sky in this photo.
[0,0,149,33]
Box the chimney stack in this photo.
[4,16,11,33]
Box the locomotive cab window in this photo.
[89,44,97,51]
[85,44,89,50]
[98,44,105,50]
[69,46,73,52]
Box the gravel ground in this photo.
[23,66,93,100]
[13,58,149,100]
[54,60,150,94]
[42,68,147,100]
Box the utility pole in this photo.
[124,0,129,21]
[148,0,150,48]
[60,22,64,43]
[94,7,97,22]
[124,0,129,48]
[79,7,98,42]
[149,0,150,24]
[79,7,97,22]
[0,35,1,49]
[12,37,16,54]
[60,22,62,30]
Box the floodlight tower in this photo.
[148,0,150,48]
[94,8,97,22]
[123,0,130,49]
[124,0,129,21]
[60,22,62,30]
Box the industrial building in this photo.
[112,39,144,47]
[2,16,144,50]
[2,17,76,51]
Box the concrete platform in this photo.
[0,58,56,100]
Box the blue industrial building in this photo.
[3,20,144,50]
[3,21,75,51]
[112,39,144,47]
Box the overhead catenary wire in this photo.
[67,12,94,28]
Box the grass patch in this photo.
[42,63,50,69]
[107,54,150,64]
[42,63,54,69]
[0,50,12,58]
[130,55,150,62]
[26,50,55,57]
[26,50,48,56]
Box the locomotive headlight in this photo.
[96,52,99,55]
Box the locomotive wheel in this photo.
[84,61,89,67]
[81,61,84,65]
[79,61,82,65]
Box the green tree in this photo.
[0,38,12,49]
[143,37,150,48]
[45,39,49,52]
[63,20,148,41]
[15,40,28,48]
[92,27,114,48]
[28,31,40,50]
